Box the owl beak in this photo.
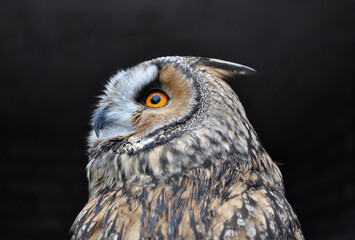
[94,126,101,138]
[93,108,106,138]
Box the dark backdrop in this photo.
[0,0,353,239]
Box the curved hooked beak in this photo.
[92,106,137,139]
[93,107,106,138]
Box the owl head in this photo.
[87,56,269,197]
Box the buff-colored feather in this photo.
[71,56,303,239]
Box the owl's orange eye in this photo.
[145,91,168,108]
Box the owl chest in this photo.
[73,177,288,240]
[87,185,221,239]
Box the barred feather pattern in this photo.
[71,56,304,239]
[71,161,303,239]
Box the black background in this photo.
[0,0,353,239]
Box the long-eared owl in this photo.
[71,56,304,239]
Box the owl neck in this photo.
[86,124,284,199]
[86,152,284,202]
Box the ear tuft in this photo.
[200,58,257,77]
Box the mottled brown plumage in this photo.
[71,56,304,239]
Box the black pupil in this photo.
[150,94,161,104]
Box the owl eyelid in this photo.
[145,88,166,96]
[143,88,168,99]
